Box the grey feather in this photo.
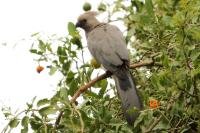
[113,70,143,125]
[87,24,128,69]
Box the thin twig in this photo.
[144,115,163,133]
[175,82,198,97]
[72,103,84,133]
[71,71,112,103]
[1,109,39,133]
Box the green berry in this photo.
[98,3,106,12]
[83,2,91,11]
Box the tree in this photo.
[2,0,200,132]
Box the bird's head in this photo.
[76,11,100,32]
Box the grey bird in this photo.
[75,11,143,125]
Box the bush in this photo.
[2,0,200,132]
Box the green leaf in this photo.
[70,50,77,57]
[191,68,200,77]
[190,49,200,61]
[66,71,75,83]
[171,11,185,26]
[21,127,28,133]
[31,32,39,37]
[150,74,159,89]
[38,40,46,52]
[49,66,57,75]
[39,106,57,116]
[140,15,152,25]
[68,80,78,96]
[162,16,172,26]
[63,61,71,72]
[9,118,19,128]
[2,107,11,118]
[21,116,29,127]
[98,80,108,98]
[85,91,99,98]
[134,111,145,128]
[57,46,62,55]
[79,110,91,126]
[37,51,43,55]
[70,37,82,49]
[162,54,169,68]
[29,49,37,54]
[154,120,170,130]
[31,114,42,122]
[94,79,107,88]
[80,64,90,68]
[186,27,200,41]
[30,119,42,130]
[57,46,67,64]
[68,22,76,37]
[145,0,154,16]
[37,98,50,107]
[60,87,68,99]
[26,103,33,109]
[46,43,52,52]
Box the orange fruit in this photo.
[149,99,160,109]
[36,66,44,73]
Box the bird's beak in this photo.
[75,21,81,28]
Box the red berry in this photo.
[36,66,44,73]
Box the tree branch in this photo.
[54,60,162,129]
[130,60,162,68]
[71,71,112,103]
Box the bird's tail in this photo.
[113,70,143,125]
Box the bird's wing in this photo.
[87,24,129,72]
[106,24,129,61]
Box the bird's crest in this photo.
[78,11,99,21]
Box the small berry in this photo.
[149,99,160,109]
[98,3,106,12]
[83,2,91,11]
[36,66,44,73]
[90,58,101,69]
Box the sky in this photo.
[0,0,102,131]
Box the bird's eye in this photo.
[82,19,87,23]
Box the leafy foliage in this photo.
[2,0,200,132]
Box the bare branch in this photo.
[71,71,112,103]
